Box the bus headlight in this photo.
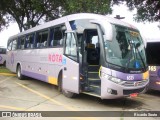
[101,72,122,84]
[108,76,122,84]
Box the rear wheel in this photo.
[3,61,6,67]
[58,72,62,92]
[17,65,25,80]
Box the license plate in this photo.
[130,93,138,98]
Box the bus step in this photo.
[82,91,100,98]
[84,86,94,92]
[88,79,101,84]
[88,72,99,79]
[84,85,101,95]
[88,65,100,71]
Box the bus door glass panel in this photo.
[63,32,79,93]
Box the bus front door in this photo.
[62,32,79,95]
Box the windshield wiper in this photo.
[133,43,146,70]
[125,40,134,72]
[125,39,146,72]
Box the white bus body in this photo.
[6,13,149,99]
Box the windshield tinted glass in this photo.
[104,25,147,70]
[146,42,160,65]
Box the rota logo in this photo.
[48,54,62,63]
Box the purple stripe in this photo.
[22,70,48,82]
[111,70,143,81]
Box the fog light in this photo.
[107,88,112,93]
[107,88,118,95]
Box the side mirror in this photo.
[90,20,113,41]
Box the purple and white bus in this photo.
[146,40,160,91]
[6,13,149,99]
[0,47,6,66]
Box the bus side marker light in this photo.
[63,75,67,78]
[156,82,160,85]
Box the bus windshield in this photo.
[104,25,147,71]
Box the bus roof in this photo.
[146,39,160,43]
[8,13,138,40]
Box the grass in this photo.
[0,66,12,73]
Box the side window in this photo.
[64,33,77,61]
[12,40,17,50]
[0,48,6,54]
[61,25,66,39]
[36,30,48,48]
[25,34,34,49]
[3,49,6,54]
[49,25,66,47]
[54,27,63,46]
[7,41,12,51]
[19,36,25,49]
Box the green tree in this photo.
[0,0,63,32]
[62,0,112,15]
[115,0,160,22]
[0,0,113,32]
[0,0,160,32]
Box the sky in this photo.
[0,4,159,48]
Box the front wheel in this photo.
[17,65,25,80]
[62,89,77,98]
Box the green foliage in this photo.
[0,0,159,32]
[63,0,112,15]
[0,0,113,32]
[119,0,160,22]
[0,66,11,73]
[0,0,63,32]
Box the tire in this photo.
[58,71,77,98]
[17,65,25,80]
[3,61,6,67]
[62,89,77,98]
[58,73,62,92]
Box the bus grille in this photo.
[123,87,145,95]
[121,80,148,87]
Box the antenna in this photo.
[114,15,125,20]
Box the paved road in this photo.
[0,75,159,120]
